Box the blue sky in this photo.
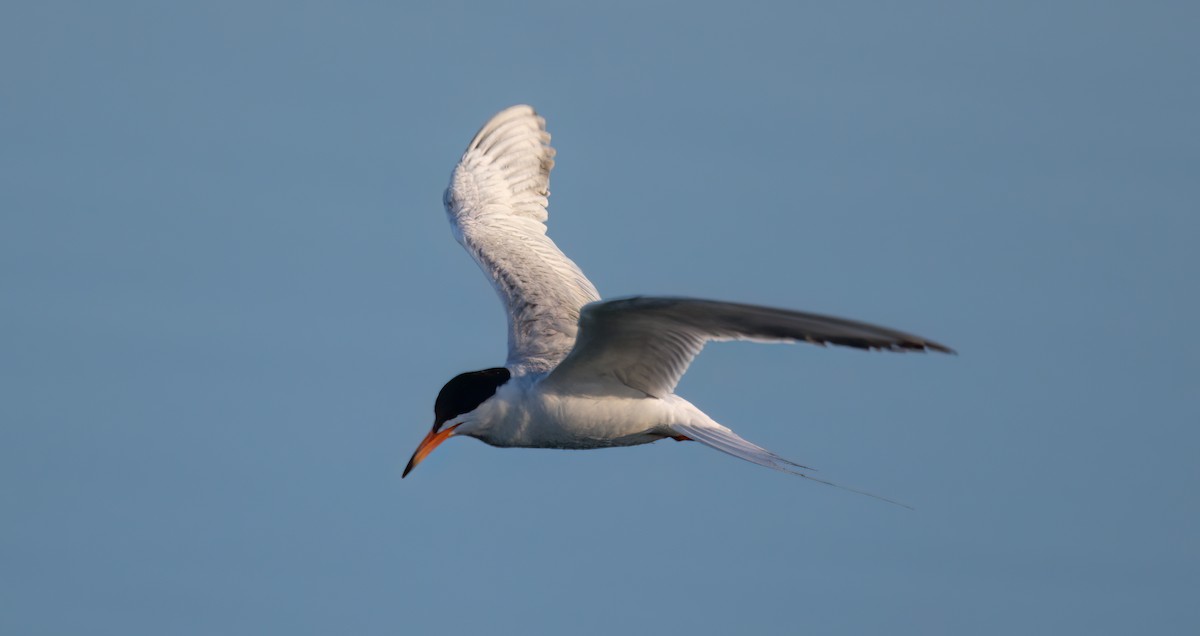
[2,1,1197,634]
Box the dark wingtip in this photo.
[870,341,955,355]
[925,341,956,355]
[891,337,955,355]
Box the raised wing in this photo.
[444,105,601,373]
[543,296,954,398]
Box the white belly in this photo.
[469,376,689,449]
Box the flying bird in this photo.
[404,105,952,501]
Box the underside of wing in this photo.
[544,296,954,397]
[444,105,601,373]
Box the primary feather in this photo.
[545,296,954,398]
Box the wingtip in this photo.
[466,104,547,153]
[886,337,955,355]
[491,104,540,124]
[926,341,957,355]
[503,103,537,113]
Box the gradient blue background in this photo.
[3,2,1197,634]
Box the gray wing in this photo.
[444,105,601,374]
[543,296,954,398]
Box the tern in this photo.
[403,105,952,501]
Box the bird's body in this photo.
[403,105,952,501]
[469,375,696,449]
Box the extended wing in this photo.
[543,296,953,397]
[444,105,601,373]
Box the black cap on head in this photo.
[433,367,511,431]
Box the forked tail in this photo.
[670,422,912,509]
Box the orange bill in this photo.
[402,424,458,478]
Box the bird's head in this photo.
[403,367,511,478]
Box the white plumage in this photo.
[444,105,600,374]
[406,105,952,504]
